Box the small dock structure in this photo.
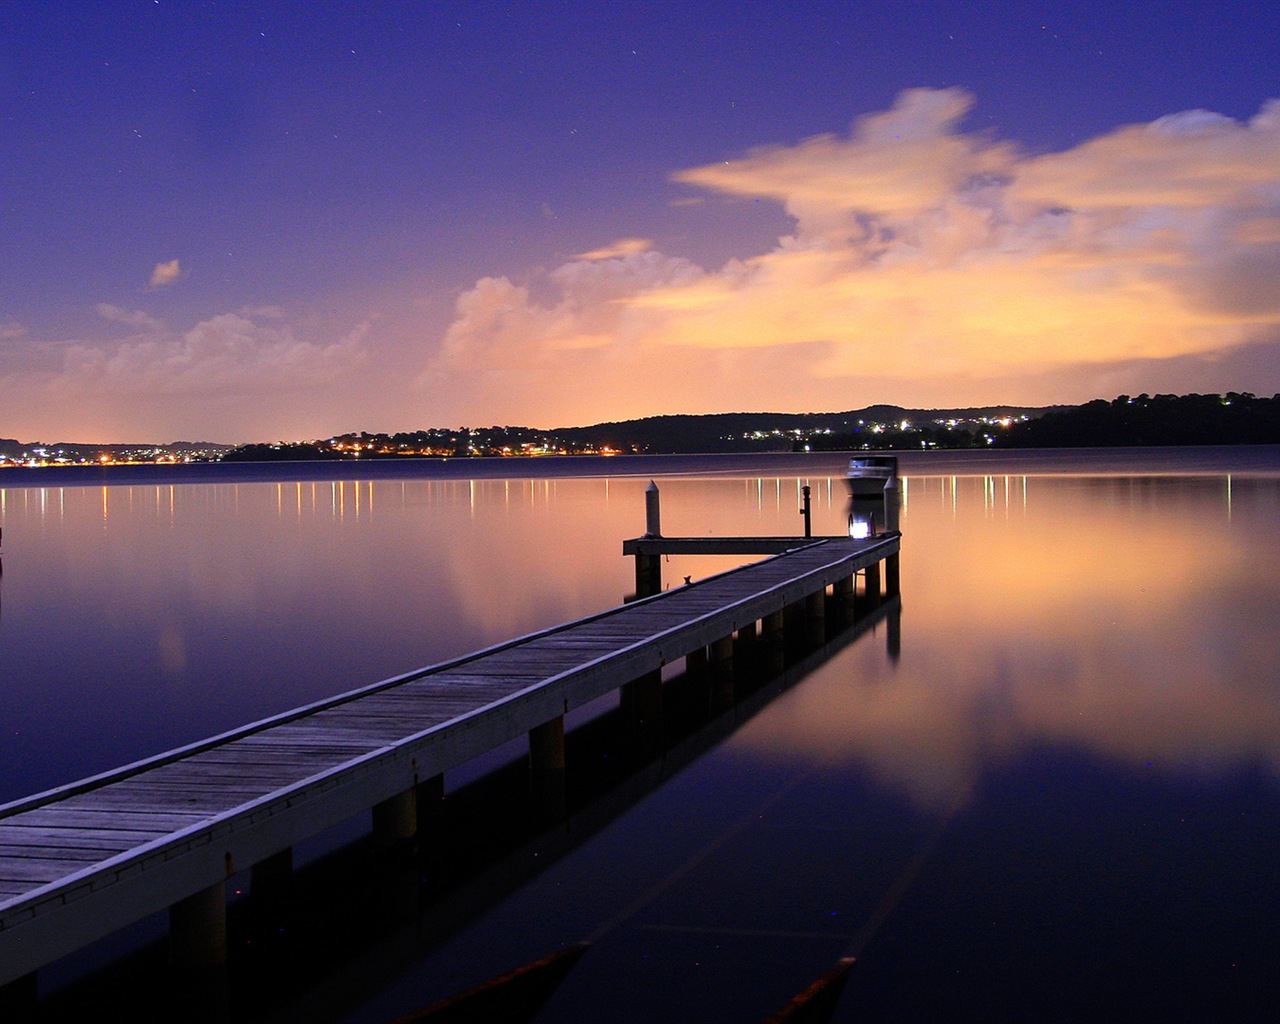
[0,482,900,998]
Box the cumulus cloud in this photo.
[55,310,368,396]
[61,312,368,396]
[0,307,374,439]
[148,258,182,288]
[431,89,1280,422]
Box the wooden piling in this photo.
[529,716,567,819]
[805,589,826,644]
[416,773,446,831]
[634,553,662,598]
[862,561,882,611]
[169,881,227,967]
[373,788,418,848]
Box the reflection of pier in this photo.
[0,500,899,1008]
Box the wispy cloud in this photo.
[432,89,1280,423]
[96,303,165,332]
[573,237,653,260]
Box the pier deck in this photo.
[0,533,898,988]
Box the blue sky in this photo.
[3,0,1279,441]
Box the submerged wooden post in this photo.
[416,772,446,831]
[834,574,855,604]
[621,671,663,728]
[884,551,901,596]
[250,847,292,903]
[862,561,882,610]
[834,574,856,625]
[710,635,735,707]
[170,880,227,967]
[373,788,418,848]
[634,553,662,598]
[760,610,786,672]
[529,716,566,819]
[805,589,826,644]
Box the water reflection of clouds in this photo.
[744,474,1280,810]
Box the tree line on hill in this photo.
[802,393,1278,451]
[1002,392,1278,447]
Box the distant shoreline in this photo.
[3,445,1280,489]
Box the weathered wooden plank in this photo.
[10,807,210,830]
[0,845,108,862]
[60,788,267,812]
[233,729,383,748]
[0,858,106,881]
[0,826,160,847]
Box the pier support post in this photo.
[834,574,856,625]
[885,552,901,597]
[251,847,292,895]
[634,554,662,598]
[859,562,882,614]
[621,671,663,728]
[416,772,446,831]
[247,847,293,941]
[685,645,709,676]
[761,610,786,672]
[805,589,826,645]
[710,635,734,674]
[373,788,418,849]
[783,600,805,648]
[529,716,566,820]
[170,881,227,967]
[710,635,735,708]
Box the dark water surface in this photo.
[3,448,1279,1021]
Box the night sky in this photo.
[3,0,1279,442]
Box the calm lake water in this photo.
[3,447,1279,1022]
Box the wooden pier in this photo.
[0,497,899,997]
